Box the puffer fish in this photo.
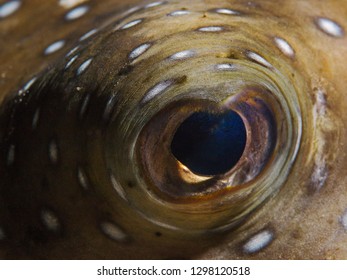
[0,0,346,260]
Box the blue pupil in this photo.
[171,110,247,176]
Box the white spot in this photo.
[311,159,327,191]
[129,43,151,60]
[79,94,90,119]
[77,58,92,75]
[100,222,128,242]
[110,173,127,201]
[247,51,273,68]
[44,40,65,56]
[41,209,60,232]
[65,5,89,21]
[66,46,79,57]
[120,19,142,30]
[311,89,328,191]
[59,0,88,9]
[79,28,98,41]
[23,77,37,91]
[198,26,224,32]
[124,6,141,16]
[341,209,347,230]
[274,37,295,58]
[145,1,164,8]
[0,227,5,240]
[7,144,15,166]
[48,140,58,164]
[243,230,273,254]
[32,108,40,129]
[101,96,117,122]
[169,50,195,60]
[315,89,327,116]
[168,10,191,16]
[142,80,173,104]
[215,8,239,15]
[18,77,37,96]
[315,17,344,38]
[65,55,78,69]
[77,167,89,190]
[0,0,21,18]
[215,63,236,71]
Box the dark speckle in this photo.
[118,65,134,76]
[176,75,188,85]
[291,227,303,240]
[155,232,162,237]
[127,181,135,188]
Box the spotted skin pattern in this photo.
[0,0,346,260]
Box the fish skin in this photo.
[0,0,346,260]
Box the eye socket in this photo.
[170,110,247,176]
[94,28,302,233]
[136,85,279,202]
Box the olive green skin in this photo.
[0,0,346,259]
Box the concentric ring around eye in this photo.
[97,4,302,234]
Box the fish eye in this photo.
[11,9,301,237]
[170,109,247,176]
[3,0,327,260]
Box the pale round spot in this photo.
[0,227,5,240]
[169,50,195,60]
[7,144,15,166]
[59,0,88,9]
[44,40,65,55]
[77,58,92,75]
[0,0,21,18]
[246,51,273,68]
[41,209,60,232]
[129,43,151,60]
[315,17,344,38]
[145,1,164,8]
[141,80,173,104]
[110,173,127,201]
[243,230,274,254]
[215,63,236,71]
[79,28,98,41]
[274,37,295,58]
[341,209,347,231]
[102,95,117,123]
[32,108,40,130]
[124,6,141,16]
[65,5,89,21]
[66,46,79,57]
[18,77,37,96]
[65,55,78,69]
[215,8,239,15]
[120,19,143,30]
[168,10,191,16]
[100,221,128,242]
[311,159,327,191]
[198,26,223,32]
[23,77,37,91]
[77,167,89,190]
[79,94,90,119]
[48,140,58,164]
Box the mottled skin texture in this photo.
[0,0,346,259]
